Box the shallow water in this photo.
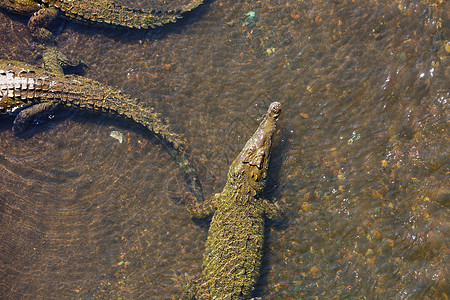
[0,0,448,298]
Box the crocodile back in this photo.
[53,0,203,29]
[203,190,265,299]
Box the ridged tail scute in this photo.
[55,0,204,29]
[1,68,50,112]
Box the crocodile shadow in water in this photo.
[2,108,187,186]
[60,0,214,44]
[254,127,291,298]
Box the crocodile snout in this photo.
[269,101,281,117]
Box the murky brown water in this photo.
[0,0,448,298]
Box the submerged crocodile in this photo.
[0,53,204,203]
[0,0,203,40]
[183,102,284,299]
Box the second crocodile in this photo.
[0,0,203,40]
[0,54,204,203]
[183,102,284,299]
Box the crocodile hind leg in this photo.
[12,101,59,134]
[12,48,83,133]
[27,7,59,41]
[43,47,83,74]
[263,199,284,221]
[185,192,220,219]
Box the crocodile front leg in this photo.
[28,7,59,41]
[263,199,284,221]
[12,101,59,134]
[185,193,220,219]
[43,47,83,74]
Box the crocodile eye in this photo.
[242,145,255,163]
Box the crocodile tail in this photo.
[56,0,203,29]
[111,103,205,202]
[97,89,205,203]
[163,140,205,203]
[0,61,204,202]
[125,106,205,203]
[50,75,204,202]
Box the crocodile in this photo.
[183,102,284,299]
[0,0,203,40]
[0,53,204,203]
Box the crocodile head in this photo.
[227,102,281,196]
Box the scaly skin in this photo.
[0,0,203,40]
[184,102,284,299]
[0,58,204,203]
